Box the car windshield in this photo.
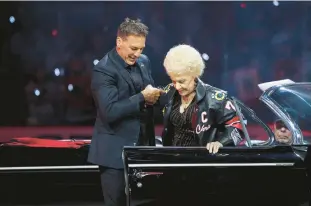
[268,83,311,144]
[234,98,274,146]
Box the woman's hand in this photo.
[206,141,223,154]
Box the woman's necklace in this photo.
[180,92,195,113]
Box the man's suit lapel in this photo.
[136,59,153,87]
[108,51,135,93]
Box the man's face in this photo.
[116,35,146,65]
[274,120,293,144]
[169,73,196,97]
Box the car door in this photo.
[123,99,310,206]
[123,146,309,206]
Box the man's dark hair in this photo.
[117,17,149,38]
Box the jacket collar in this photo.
[195,78,207,103]
[166,78,207,104]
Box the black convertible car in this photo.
[0,80,310,206]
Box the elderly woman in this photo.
[161,44,244,153]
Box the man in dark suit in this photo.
[88,18,163,206]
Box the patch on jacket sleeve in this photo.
[211,90,227,101]
[230,128,243,145]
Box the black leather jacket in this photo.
[160,79,244,147]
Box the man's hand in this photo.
[206,141,223,154]
[141,85,165,105]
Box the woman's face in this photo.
[169,73,196,97]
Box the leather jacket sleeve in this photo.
[213,95,244,146]
[218,126,244,146]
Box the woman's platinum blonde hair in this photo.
[163,44,205,77]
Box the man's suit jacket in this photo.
[88,48,156,169]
